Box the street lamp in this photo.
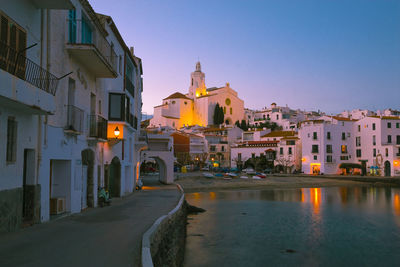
[114,126,120,139]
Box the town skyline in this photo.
[91,0,400,115]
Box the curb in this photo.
[141,184,185,267]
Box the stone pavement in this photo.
[0,176,181,267]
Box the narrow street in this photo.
[0,177,180,267]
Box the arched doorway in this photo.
[225,118,232,125]
[81,149,95,209]
[384,160,391,177]
[109,157,121,197]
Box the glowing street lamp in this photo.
[114,126,120,139]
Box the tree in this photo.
[213,103,224,125]
[235,120,240,128]
[240,120,248,130]
[275,157,295,173]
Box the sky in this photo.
[91,0,400,115]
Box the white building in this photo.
[0,0,73,232]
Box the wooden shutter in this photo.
[16,28,26,78]
[0,15,8,70]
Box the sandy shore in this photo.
[175,172,379,193]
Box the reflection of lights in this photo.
[310,188,321,214]
[302,157,307,162]
[394,194,400,216]
[209,192,216,200]
[301,188,305,202]
[193,192,201,199]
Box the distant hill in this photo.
[142,113,153,121]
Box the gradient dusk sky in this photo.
[91,0,400,115]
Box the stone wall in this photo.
[0,188,23,233]
[142,190,187,267]
[151,201,187,267]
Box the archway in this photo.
[384,160,391,177]
[225,117,232,125]
[109,157,121,197]
[81,149,95,209]
[140,150,174,185]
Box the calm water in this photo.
[184,187,400,267]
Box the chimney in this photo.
[130,46,134,56]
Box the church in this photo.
[149,62,245,129]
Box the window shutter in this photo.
[0,15,8,44]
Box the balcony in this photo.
[0,41,58,114]
[88,115,107,140]
[30,0,73,9]
[66,19,117,78]
[65,105,84,134]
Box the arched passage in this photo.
[384,160,391,177]
[109,157,121,197]
[140,151,174,184]
[81,149,95,209]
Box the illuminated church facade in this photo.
[150,62,245,129]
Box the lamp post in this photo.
[114,126,120,139]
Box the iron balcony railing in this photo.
[0,41,59,95]
[89,114,108,140]
[66,105,84,133]
[67,19,118,73]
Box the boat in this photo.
[203,172,214,178]
[240,176,248,179]
[227,172,237,177]
[215,173,224,177]
[252,175,261,180]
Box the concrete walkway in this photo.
[0,176,181,267]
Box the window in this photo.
[109,93,125,120]
[387,122,392,128]
[288,147,292,155]
[373,135,376,146]
[342,132,346,140]
[172,101,176,104]
[342,122,345,126]
[313,132,317,140]
[356,136,361,147]
[314,155,317,160]
[341,145,348,154]
[397,135,400,145]
[340,156,349,160]
[280,147,283,155]
[225,98,231,105]
[286,140,295,145]
[397,123,399,129]
[276,115,279,120]
[373,148,376,157]
[327,132,331,140]
[388,135,392,144]
[326,144,332,153]
[252,153,255,158]
[358,125,361,132]
[356,149,362,158]
[210,145,216,152]
[372,123,376,130]
[238,153,242,161]
[82,15,93,44]
[6,117,17,163]
[385,148,389,157]
[184,101,187,105]
[230,107,232,115]
[312,145,319,153]
[221,146,225,152]
[326,155,333,163]
[172,122,175,127]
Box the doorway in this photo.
[22,149,36,223]
[384,160,391,177]
[109,157,121,197]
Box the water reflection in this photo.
[185,186,400,267]
[187,187,400,217]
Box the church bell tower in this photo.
[188,61,205,99]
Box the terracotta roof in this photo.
[368,116,400,120]
[261,131,296,138]
[235,141,279,148]
[162,115,180,119]
[280,137,299,140]
[203,127,227,132]
[330,116,357,121]
[163,92,192,100]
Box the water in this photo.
[184,187,400,267]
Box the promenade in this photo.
[0,176,181,267]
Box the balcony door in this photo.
[81,15,92,44]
